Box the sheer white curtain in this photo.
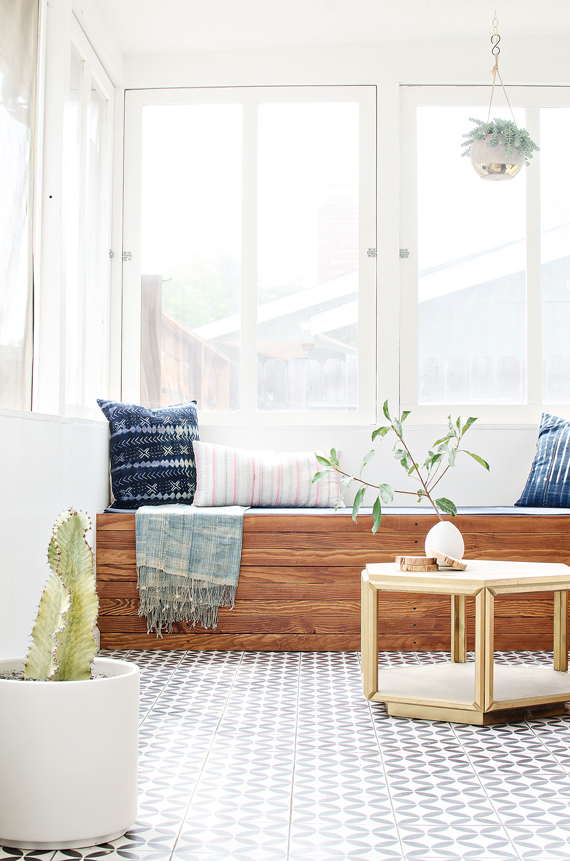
[0,0,38,409]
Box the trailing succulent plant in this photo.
[461,117,539,165]
[23,509,98,681]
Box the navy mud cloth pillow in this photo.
[97,399,199,510]
[515,412,570,507]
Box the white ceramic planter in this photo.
[425,520,465,560]
[470,134,525,180]
[0,656,139,850]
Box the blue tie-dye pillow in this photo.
[97,399,199,510]
[515,413,570,507]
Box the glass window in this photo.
[416,106,527,405]
[257,102,359,411]
[0,0,38,410]
[63,24,113,416]
[140,104,242,411]
[541,107,570,403]
[131,87,376,422]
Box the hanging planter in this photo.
[461,17,539,181]
[463,118,538,181]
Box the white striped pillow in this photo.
[192,442,344,508]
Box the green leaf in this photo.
[407,462,419,475]
[316,455,331,467]
[456,416,461,430]
[433,433,454,446]
[312,470,331,483]
[378,483,394,503]
[437,442,450,453]
[401,410,412,422]
[393,418,403,437]
[329,448,340,466]
[359,449,375,476]
[382,400,391,421]
[461,417,478,434]
[447,416,458,437]
[352,486,366,522]
[371,426,390,441]
[394,448,406,460]
[448,446,457,468]
[372,496,382,534]
[436,497,457,516]
[464,450,490,471]
[335,479,353,509]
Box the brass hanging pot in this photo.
[461,17,539,180]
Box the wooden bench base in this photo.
[96,510,570,652]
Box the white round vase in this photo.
[470,134,525,181]
[0,656,139,850]
[425,520,465,560]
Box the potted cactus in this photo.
[0,509,139,850]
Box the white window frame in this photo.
[63,16,114,419]
[122,85,377,426]
[400,85,570,425]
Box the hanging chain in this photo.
[486,15,517,125]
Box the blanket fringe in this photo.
[138,566,236,636]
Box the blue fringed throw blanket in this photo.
[135,504,248,635]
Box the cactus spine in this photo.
[23,509,99,681]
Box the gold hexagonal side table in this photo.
[361,560,570,725]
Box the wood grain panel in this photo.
[97,511,570,534]
[97,614,362,635]
[99,632,362,650]
[240,532,570,551]
[95,511,570,653]
[98,632,559,652]
[99,598,362,617]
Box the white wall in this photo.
[119,34,567,504]
[0,410,110,658]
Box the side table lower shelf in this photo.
[374,663,570,725]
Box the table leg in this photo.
[361,574,378,699]
[554,591,568,672]
[484,590,495,709]
[474,588,494,711]
[451,594,466,663]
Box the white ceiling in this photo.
[94,0,570,56]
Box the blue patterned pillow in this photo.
[515,413,570,507]
[97,399,199,510]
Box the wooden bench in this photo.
[96,508,570,652]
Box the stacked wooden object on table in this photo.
[396,554,467,572]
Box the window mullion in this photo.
[525,104,542,406]
[398,103,418,409]
[240,96,258,421]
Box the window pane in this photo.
[257,103,359,411]
[140,104,242,410]
[541,108,570,403]
[82,80,108,408]
[0,0,38,410]
[417,106,526,404]
[64,46,84,406]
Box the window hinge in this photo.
[367,248,377,258]
[122,251,132,261]
[400,248,410,258]
[109,250,114,259]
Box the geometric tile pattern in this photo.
[3,649,570,861]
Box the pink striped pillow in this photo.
[192,442,344,508]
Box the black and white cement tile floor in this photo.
[3,649,570,861]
